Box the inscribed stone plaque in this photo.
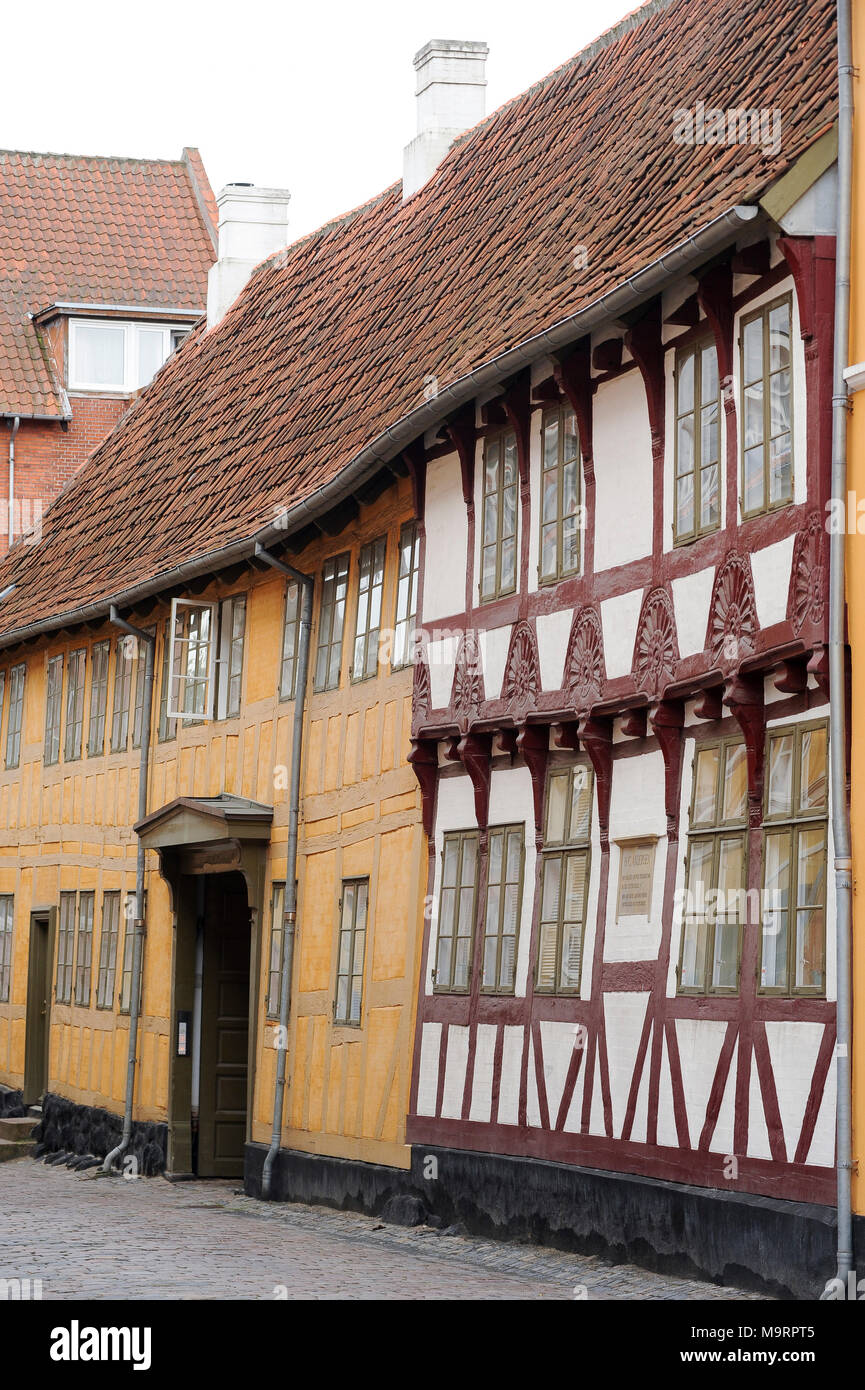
[616,840,656,920]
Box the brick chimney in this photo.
[206,183,291,328]
[402,39,489,200]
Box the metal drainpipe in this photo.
[826,0,856,1290]
[102,608,155,1175]
[8,416,20,548]
[254,544,314,1200]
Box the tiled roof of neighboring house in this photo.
[0,0,836,640]
[0,146,216,418]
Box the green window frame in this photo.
[314,553,350,693]
[279,583,301,701]
[481,824,525,994]
[674,337,721,543]
[64,649,87,762]
[352,537,386,682]
[741,294,793,518]
[5,663,25,770]
[266,882,286,1018]
[334,879,368,1026]
[56,892,76,1004]
[0,896,13,1004]
[44,654,64,766]
[74,891,95,1006]
[110,637,134,752]
[433,830,479,994]
[678,736,748,996]
[392,522,420,670]
[536,763,594,994]
[96,892,120,1010]
[539,406,581,582]
[480,429,518,601]
[87,641,110,757]
[760,721,828,997]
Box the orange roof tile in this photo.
[0,0,837,640]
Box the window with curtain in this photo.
[481,824,525,993]
[537,764,594,993]
[741,295,793,516]
[433,831,479,993]
[480,430,518,601]
[678,737,747,995]
[675,338,721,542]
[539,406,581,581]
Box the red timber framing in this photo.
[406,233,839,1206]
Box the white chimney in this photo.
[206,183,291,328]
[402,39,488,200]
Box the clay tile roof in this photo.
[0,146,216,418]
[0,0,836,641]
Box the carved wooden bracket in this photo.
[778,235,815,342]
[774,656,809,694]
[402,440,427,518]
[808,643,830,700]
[496,727,518,758]
[517,723,549,846]
[625,300,665,453]
[649,700,685,840]
[444,735,463,763]
[408,739,439,839]
[577,716,613,847]
[697,262,734,385]
[551,720,580,751]
[552,337,593,481]
[457,732,493,830]
[693,685,724,721]
[723,674,766,827]
[592,338,623,373]
[731,240,771,277]
[620,707,648,740]
[443,406,477,506]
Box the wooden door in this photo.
[24,911,54,1106]
[197,874,250,1177]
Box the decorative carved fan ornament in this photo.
[565,607,605,713]
[412,654,431,726]
[790,511,827,634]
[632,588,678,699]
[502,621,540,715]
[708,554,757,670]
[451,631,484,725]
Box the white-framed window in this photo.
[68,319,190,393]
[167,598,217,720]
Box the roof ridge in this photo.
[0,147,187,167]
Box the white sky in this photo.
[2,0,633,240]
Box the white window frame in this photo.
[167,598,218,721]
[68,318,190,393]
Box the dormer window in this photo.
[68,318,188,393]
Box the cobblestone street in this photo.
[0,1158,769,1301]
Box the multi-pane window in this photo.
[0,672,5,751]
[761,722,828,996]
[334,879,368,1025]
[537,764,594,993]
[675,339,721,541]
[0,896,13,1004]
[392,522,420,670]
[87,641,110,757]
[74,892,95,1006]
[119,893,142,1014]
[132,628,156,748]
[110,637,135,751]
[480,430,518,601]
[169,601,214,718]
[266,883,286,1018]
[44,655,64,765]
[56,892,76,1003]
[741,295,793,516]
[157,625,176,742]
[352,538,386,682]
[220,595,246,719]
[678,738,748,995]
[434,831,479,993]
[64,649,86,761]
[481,824,524,993]
[6,664,25,769]
[96,892,120,1009]
[539,407,581,581]
[280,584,301,701]
[314,553,349,692]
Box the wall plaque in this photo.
[615,839,657,920]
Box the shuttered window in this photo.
[760,721,827,996]
[56,893,76,1003]
[678,737,747,995]
[334,879,367,1025]
[433,831,479,993]
[536,764,593,993]
[481,825,524,993]
[0,896,13,1004]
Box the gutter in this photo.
[824,0,856,1291]
[254,545,314,1200]
[7,416,19,548]
[0,202,758,649]
[101,607,155,1176]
